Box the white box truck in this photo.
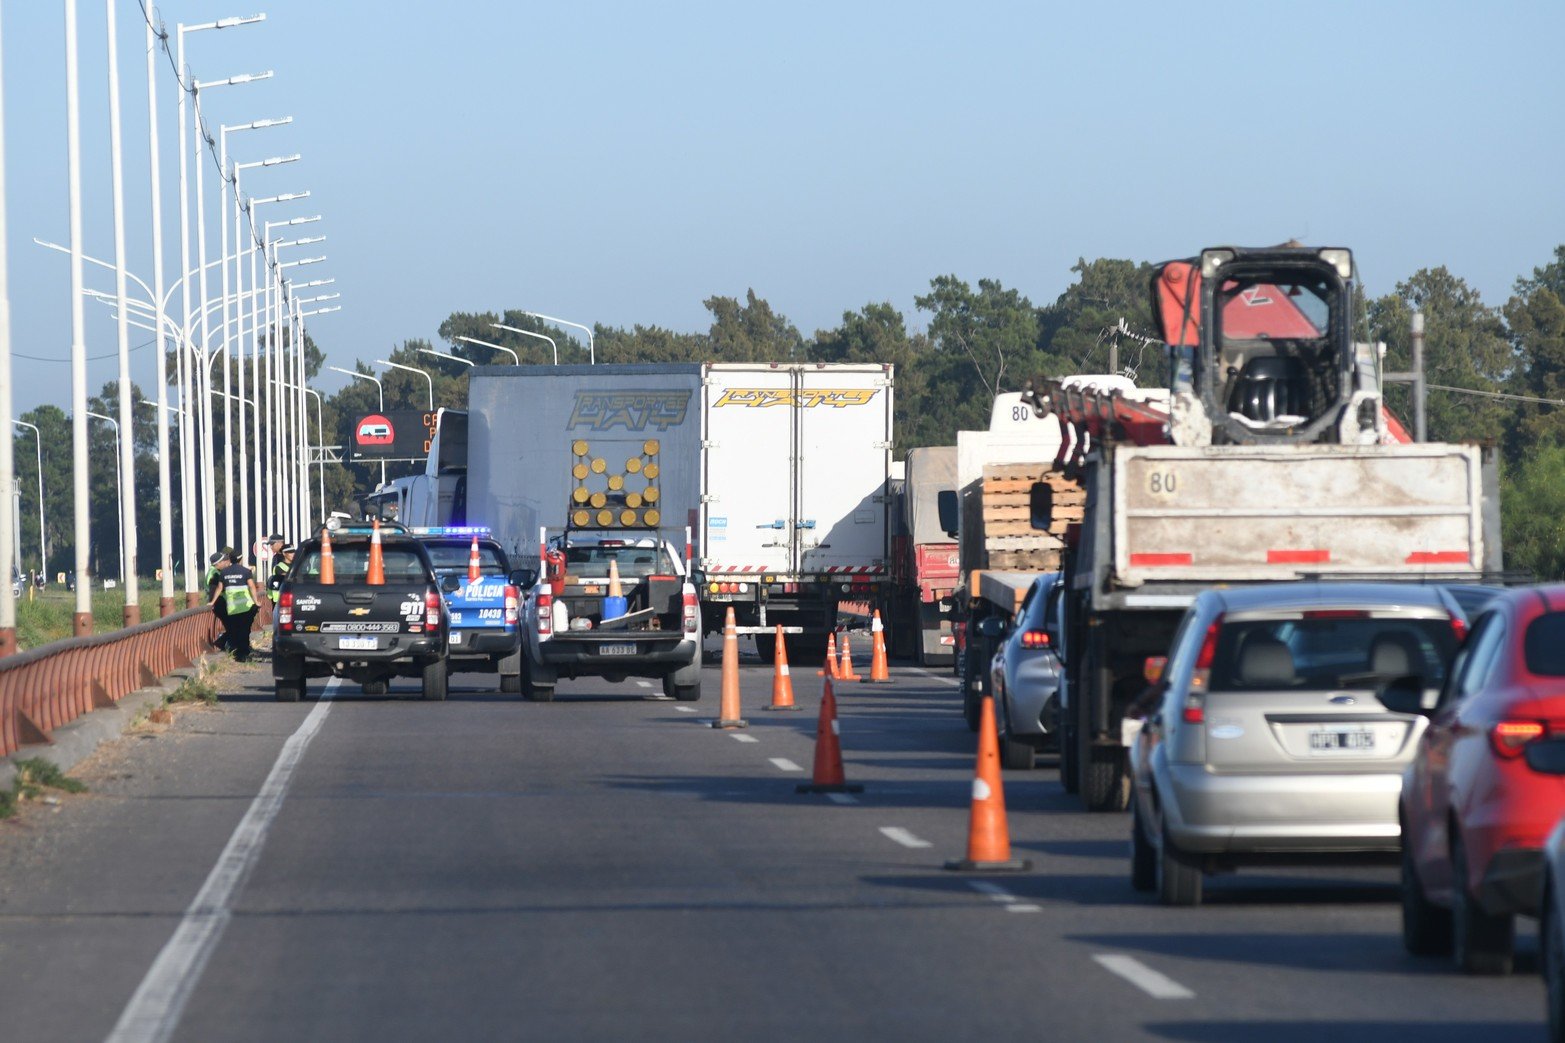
[462,363,893,663]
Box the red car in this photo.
[1387,585,1565,974]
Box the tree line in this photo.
[15,245,1565,581]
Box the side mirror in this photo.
[440,574,461,594]
[1029,481,1053,531]
[1143,655,1167,685]
[976,617,1008,639]
[1376,674,1433,716]
[510,568,538,588]
[1525,738,1565,776]
[936,489,959,538]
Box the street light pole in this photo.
[12,422,43,587]
[376,359,433,410]
[145,9,174,615]
[65,0,92,634]
[329,366,384,489]
[521,311,594,364]
[490,323,554,364]
[419,348,475,368]
[105,0,140,626]
[84,412,123,587]
[0,5,13,650]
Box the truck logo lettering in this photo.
[569,390,691,432]
[712,388,878,409]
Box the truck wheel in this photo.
[1157,822,1203,906]
[1060,721,1079,794]
[274,677,303,703]
[361,680,389,695]
[663,674,702,702]
[421,657,448,702]
[1130,801,1157,892]
[1080,730,1129,813]
[500,671,522,694]
[753,634,776,664]
[498,647,523,694]
[961,652,984,732]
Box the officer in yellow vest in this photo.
[210,552,263,663]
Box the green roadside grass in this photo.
[13,582,191,652]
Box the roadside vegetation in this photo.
[13,581,172,652]
[0,757,88,820]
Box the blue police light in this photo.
[411,526,492,537]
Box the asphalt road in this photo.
[0,644,1549,1042]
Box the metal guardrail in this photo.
[0,606,218,758]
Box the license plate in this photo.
[599,643,635,656]
[338,636,378,651]
[1309,727,1376,753]
[450,631,462,645]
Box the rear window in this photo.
[1525,612,1565,677]
[295,544,428,584]
[564,543,671,579]
[423,541,508,574]
[1208,615,1458,692]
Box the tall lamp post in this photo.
[376,359,434,410]
[456,335,521,363]
[521,311,594,364]
[490,323,555,364]
[84,412,123,587]
[11,421,43,586]
[329,366,384,489]
[420,347,474,368]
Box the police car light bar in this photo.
[410,526,492,537]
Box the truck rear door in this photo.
[796,366,891,576]
[703,366,794,577]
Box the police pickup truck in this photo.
[273,520,451,701]
[409,527,524,692]
[519,531,702,702]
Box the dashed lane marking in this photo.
[1092,954,1196,1000]
[909,667,961,688]
[636,680,653,688]
[769,758,803,772]
[878,826,932,849]
[826,793,858,805]
[731,734,759,743]
[107,678,341,1043]
[674,706,697,713]
[966,879,1040,914]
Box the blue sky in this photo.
[2,0,1562,411]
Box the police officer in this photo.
[269,544,295,603]
[211,552,263,663]
[206,550,231,651]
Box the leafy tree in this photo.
[704,289,802,361]
[914,275,1039,436]
[1502,439,1565,580]
[1038,258,1163,385]
[1506,246,1565,446]
[810,302,935,455]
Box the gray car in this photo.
[986,573,1065,770]
[1129,582,1466,906]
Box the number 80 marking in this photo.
[1148,471,1177,495]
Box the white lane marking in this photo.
[636,680,653,688]
[1092,954,1196,1000]
[769,757,803,772]
[1005,904,1042,913]
[909,667,961,688]
[107,679,341,1043]
[967,881,1014,900]
[878,826,932,849]
[674,706,697,713]
[731,733,759,743]
[826,792,858,805]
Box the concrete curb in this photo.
[0,654,226,793]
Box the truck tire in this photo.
[663,673,702,702]
[1157,821,1203,906]
[274,677,303,703]
[1060,720,1079,794]
[753,634,776,664]
[524,684,555,703]
[1080,728,1129,812]
[498,647,523,694]
[361,680,389,695]
[421,657,448,702]
[962,650,984,732]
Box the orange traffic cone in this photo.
[945,696,1030,871]
[711,606,747,729]
[764,624,801,711]
[608,558,623,598]
[319,529,335,584]
[863,610,891,683]
[795,677,863,794]
[467,534,482,584]
[818,631,840,678]
[366,519,385,585]
[839,631,862,681]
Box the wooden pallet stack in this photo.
[979,463,1085,570]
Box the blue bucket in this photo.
[602,595,628,621]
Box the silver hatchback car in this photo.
[986,573,1065,770]
[1129,582,1466,906]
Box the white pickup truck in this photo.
[518,531,703,702]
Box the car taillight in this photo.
[1185,615,1224,723]
[278,590,294,632]
[682,589,698,633]
[504,585,519,626]
[1492,719,1546,758]
[538,592,554,637]
[1451,614,1469,643]
[425,588,441,629]
[1020,629,1050,649]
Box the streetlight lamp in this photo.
[273,250,323,531]
[329,366,385,488]
[490,323,555,364]
[11,422,44,589]
[455,334,521,364]
[377,359,433,410]
[84,412,123,587]
[252,209,317,537]
[521,311,594,364]
[420,347,475,368]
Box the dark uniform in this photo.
[207,552,230,651]
[214,561,260,662]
